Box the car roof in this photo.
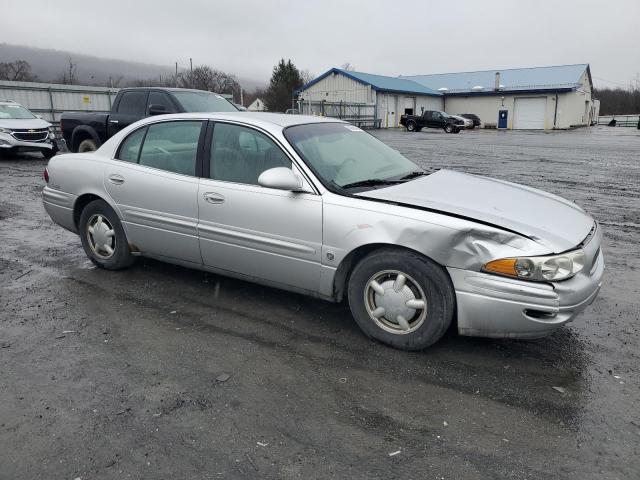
[139,111,347,129]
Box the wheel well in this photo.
[72,130,94,152]
[73,193,101,229]
[333,243,430,302]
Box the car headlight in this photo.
[48,127,56,140]
[483,249,586,282]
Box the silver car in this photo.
[42,113,604,350]
[0,100,57,158]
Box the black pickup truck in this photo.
[60,87,238,152]
[400,110,463,133]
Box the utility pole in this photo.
[240,87,244,107]
[175,61,178,87]
[189,58,193,88]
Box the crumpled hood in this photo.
[357,169,594,252]
[0,118,51,130]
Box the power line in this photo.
[593,75,633,88]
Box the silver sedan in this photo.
[42,113,604,350]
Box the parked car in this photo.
[451,115,474,129]
[459,113,481,128]
[43,113,604,350]
[0,100,57,158]
[285,109,300,115]
[400,110,463,133]
[60,87,238,153]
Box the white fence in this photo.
[0,80,119,126]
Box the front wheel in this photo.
[406,120,417,132]
[347,249,455,350]
[42,149,56,159]
[444,124,454,133]
[79,199,134,270]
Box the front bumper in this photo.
[0,132,54,153]
[449,229,605,339]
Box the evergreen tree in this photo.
[264,59,303,112]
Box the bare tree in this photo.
[56,57,78,85]
[179,65,241,101]
[0,60,34,81]
[300,68,314,85]
[340,62,355,71]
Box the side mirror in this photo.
[258,167,303,191]
[148,104,167,116]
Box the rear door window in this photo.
[116,91,148,115]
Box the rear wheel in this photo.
[77,139,98,153]
[406,120,417,132]
[79,199,134,270]
[347,248,455,350]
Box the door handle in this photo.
[203,192,225,204]
[108,174,125,185]
[109,120,119,124]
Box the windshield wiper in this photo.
[399,170,428,180]
[341,178,404,190]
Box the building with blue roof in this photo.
[296,64,595,130]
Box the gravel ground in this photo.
[0,126,639,480]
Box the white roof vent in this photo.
[498,84,505,89]
[471,85,484,91]
[437,87,449,92]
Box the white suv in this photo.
[0,101,57,158]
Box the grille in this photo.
[11,129,49,142]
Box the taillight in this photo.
[43,168,49,183]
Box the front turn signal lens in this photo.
[483,258,518,277]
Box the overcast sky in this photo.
[4,0,640,87]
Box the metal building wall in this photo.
[0,80,118,125]
[298,73,372,104]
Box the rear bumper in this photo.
[42,186,78,233]
[448,248,605,339]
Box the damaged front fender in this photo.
[318,193,549,299]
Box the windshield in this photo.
[172,91,239,113]
[284,123,422,190]
[0,104,36,119]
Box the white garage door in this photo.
[513,97,546,129]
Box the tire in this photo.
[42,149,56,159]
[77,138,98,153]
[453,127,461,134]
[406,120,417,132]
[347,248,455,350]
[444,124,454,133]
[79,199,134,270]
